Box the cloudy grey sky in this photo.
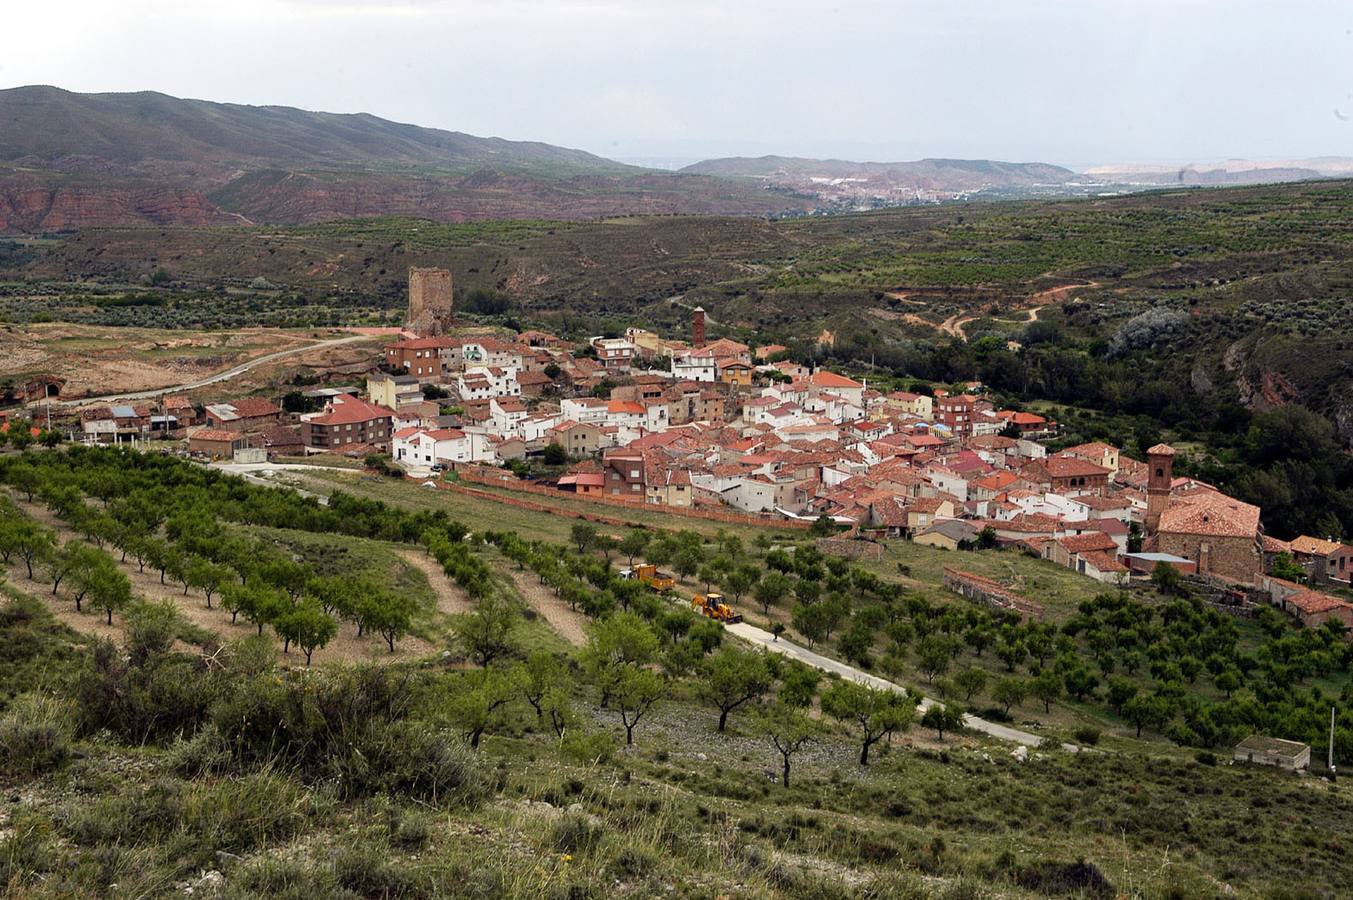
[5,0,1351,168]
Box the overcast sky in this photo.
[5,0,1351,168]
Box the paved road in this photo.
[726,620,1067,749]
[46,333,376,407]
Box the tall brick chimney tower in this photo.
[692,306,706,349]
[1145,443,1175,533]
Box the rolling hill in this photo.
[0,86,794,231]
[0,85,629,173]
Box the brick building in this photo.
[187,428,253,459]
[1020,456,1110,496]
[936,394,978,440]
[301,395,394,452]
[602,451,645,498]
[203,398,281,433]
[384,337,457,381]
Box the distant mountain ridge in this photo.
[682,155,1077,187]
[0,85,629,174]
[0,86,1344,233]
[0,86,796,232]
[1083,157,1353,186]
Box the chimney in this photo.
[692,306,706,349]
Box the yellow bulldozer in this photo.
[691,592,743,624]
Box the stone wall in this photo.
[449,467,811,531]
[1156,532,1261,584]
[1176,573,1260,619]
[942,567,1044,621]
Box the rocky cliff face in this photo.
[0,183,245,231]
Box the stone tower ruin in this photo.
[407,267,454,336]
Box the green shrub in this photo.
[61,773,312,868]
[228,855,338,899]
[0,692,76,776]
[1073,726,1101,746]
[610,845,657,878]
[167,723,233,777]
[332,838,428,897]
[1016,859,1115,898]
[551,812,606,856]
[75,638,214,742]
[0,813,55,887]
[336,722,490,805]
[561,729,616,767]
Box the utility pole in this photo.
[1330,706,1337,778]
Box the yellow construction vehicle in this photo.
[691,592,743,624]
[620,563,676,592]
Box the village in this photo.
[7,266,1352,634]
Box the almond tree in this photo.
[821,681,916,766]
[759,701,823,788]
[613,666,663,745]
[700,647,771,732]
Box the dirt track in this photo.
[506,568,589,646]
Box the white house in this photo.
[457,366,519,401]
[392,427,478,467]
[924,466,969,503]
[775,421,839,444]
[673,352,717,383]
[489,396,530,437]
[460,340,523,371]
[519,413,561,443]
[591,337,636,370]
[605,400,646,430]
[641,398,670,431]
[721,476,778,513]
[560,397,609,423]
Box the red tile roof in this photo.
[1291,535,1344,556]
[307,396,394,426]
[1158,491,1260,539]
[1081,550,1128,573]
[223,397,281,418]
[188,428,242,443]
[1027,457,1109,479]
[804,370,862,389]
[1059,532,1119,554]
[1285,590,1350,615]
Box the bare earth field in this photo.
[0,323,381,401]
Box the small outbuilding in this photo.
[1233,735,1310,771]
